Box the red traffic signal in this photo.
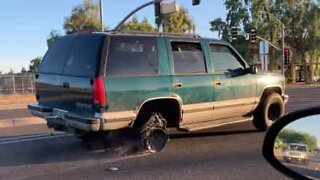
[284,47,290,65]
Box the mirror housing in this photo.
[246,65,257,74]
[263,106,320,180]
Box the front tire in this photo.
[253,93,285,131]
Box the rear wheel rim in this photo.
[145,129,168,153]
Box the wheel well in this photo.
[134,99,181,128]
[260,87,282,104]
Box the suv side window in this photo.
[39,35,76,74]
[210,44,244,72]
[106,36,158,76]
[171,42,206,74]
[63,34,105,77]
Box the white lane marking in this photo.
[0,133,72,145]
[0,132,65,142]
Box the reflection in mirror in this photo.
[274,115,320,179]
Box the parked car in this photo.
[283,143,309,165]
[28,31,288,152]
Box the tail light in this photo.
[93,77,106,106]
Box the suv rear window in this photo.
[39,35,76,74]
[106,36,158,76]
[63,34,105,77]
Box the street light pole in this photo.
[99,0,104,31]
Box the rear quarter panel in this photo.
[104,37,174,112]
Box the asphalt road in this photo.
[284,155,320,179]
[0,86,319,180]
[276,154,320,179]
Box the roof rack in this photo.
[105,30,201,38]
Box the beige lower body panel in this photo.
[99,97,259,131]
[181,97,258,126]
[100,111,136,130]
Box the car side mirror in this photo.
[263,107,320,180]
[246,65,257,74]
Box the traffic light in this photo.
[231,26,238,40]
[284,47,290,65]
[250,29,257,43]
[154,2,161,17]
[192,0,201,6]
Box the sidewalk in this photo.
[0,94,35,110]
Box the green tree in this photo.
[156,7,194,33]
[8,68,14,75]
[210,0,320,75]
[120,16,155,32]
[210,18,227,39]
[21,67,27,74]
[278,129,318,150]
[64,0,101,34]
[29,57,42,73]
[47,30,61,48]
[279,1,320,83]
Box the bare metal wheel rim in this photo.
[145,128,168,153]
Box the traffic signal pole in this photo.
[259,11,286,75]
[99,0,104,31]
[113,0,163,31]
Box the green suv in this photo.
[28,31,288,152]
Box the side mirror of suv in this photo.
[246,65,257,74]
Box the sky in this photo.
[0,0,226,73]
[284,115,320,147]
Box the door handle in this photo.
[172,82,183,88]
[213,81,222,86]
[62,82,70,88]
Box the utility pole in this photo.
[99,0,104,31]
[281,24,285,75]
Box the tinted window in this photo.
[171,42,206,74]
[210,44,244,72]
[106,36,158,76]
[39,35,76,74]
[63,34,105,77]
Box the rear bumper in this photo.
[28,104,100,132]
[28,104,134,132]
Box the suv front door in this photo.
[209,42,257,119]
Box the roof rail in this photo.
[106,30,201,38]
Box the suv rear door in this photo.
[166,39,214,124]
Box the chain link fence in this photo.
[0,74,35,94]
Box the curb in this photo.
[0,117,46,128]
[0,104,31,111]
